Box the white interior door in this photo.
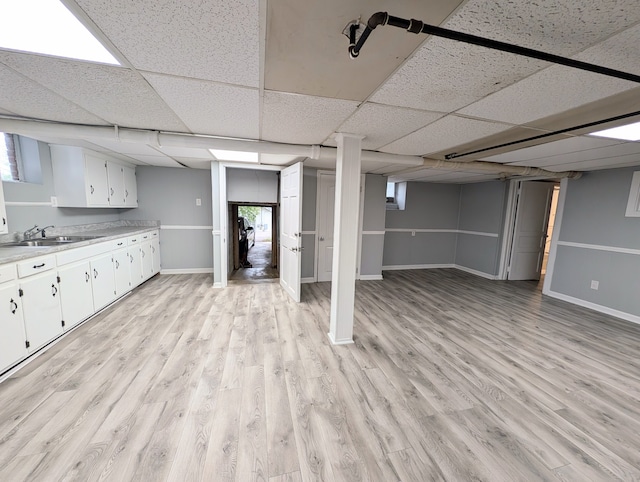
[280,162,303,302]
[509,181,554,280]
[317,173,336,282]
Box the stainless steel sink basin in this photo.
[0,235,104,248]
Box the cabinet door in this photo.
[129,247,143,288]
[151,237,161,275]
[0,283,27,372]
[84,154,109,207]
[107,162,125,207]
[0,179,8,234]
[91,253,116,310]
[58,261,94,329]
[20,272,63,353]
[141,241,153,281]
[123,166,138,207]
[113,248,131,297]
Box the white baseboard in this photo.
[327,332,354,345]
[301,277,315,284]
[160,268,213,275]
[358,274,383,280]
[454,265,498,280]
[545,290,640,326]
[382,263,455,271]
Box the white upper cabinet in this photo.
[50,145,137,208]
[0,179,8,234]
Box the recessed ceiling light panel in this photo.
[209,149,258,163]
[589,121,640,141]
[0,0,119,65]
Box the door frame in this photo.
[217,162,283,289]
[314,170,366,282]
[497,179,560,280]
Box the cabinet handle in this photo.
[152,246,155,253]
[141,250,145,257]
[90,185,95,194]
[115,260,120,269]
[51,284,58,297]
[94,268,98,279]
[125,189,129,198]
[33,263,46,269]
[2,217,5,225]
[130,254,133,263]
[110,187,114,196]
[10,298,18,314]
[85,272,90,283]
[117,242,123,246]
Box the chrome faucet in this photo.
[23,225,40,239]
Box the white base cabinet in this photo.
[58,261,94,330]
[91,253,116,311]
[113,248,131,297]
[1,229,160,375]
[0,280,27,372]
[20,271,63,353]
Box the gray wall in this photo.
[120,166,213,271]
[2,140,120,233]
[550,167,640,318]
[455,181,508,275]
[383,182,460,267]
[360,174,386,277]
[227,168,278,203]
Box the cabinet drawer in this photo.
[56,241,113,266]
[127,235,141,245]
[17,256,56,278]
[0,264,16,284]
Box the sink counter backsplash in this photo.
[0,220,159,245]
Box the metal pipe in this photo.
[349,11,640,84]
[419,158,582,179]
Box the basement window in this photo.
[0,133,23,182]
[0,0,119,65]
[386,181,407,210]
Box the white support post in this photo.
[328,133,363,345]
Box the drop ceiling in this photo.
[0,0,639,182]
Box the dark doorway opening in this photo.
[229,203,279,282]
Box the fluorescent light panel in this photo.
[0,0,119,65]
[589,121,640,141]
[209,149,258,163]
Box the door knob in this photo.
[319,236,325,241]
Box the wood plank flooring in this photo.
[1,269,640,481]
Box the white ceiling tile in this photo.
[444,0,640,56]
[0,63,105,124]
[458,64,635,125]
[0,52,188,131]
[75,0,259,86]
[370,37,547,112]
[543,157,640,172]
[261,92,358,144]
[507,140,640,168]
[380,116,510,156]
[327,103,445,150]
[481,136,624,164]
[144,73,259,138]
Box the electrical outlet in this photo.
[196,198,202,206]
[411,230,416,237]
[590,280,599,290]
[51,196,58,207]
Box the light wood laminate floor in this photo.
[1,269,640,481]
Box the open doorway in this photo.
[500,180,559,283]
[228,203,279,282]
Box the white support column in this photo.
[328,133,363,345]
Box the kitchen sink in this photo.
[0,235,105,248]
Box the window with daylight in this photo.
[386,181,407,210]
[1,133,22,182]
